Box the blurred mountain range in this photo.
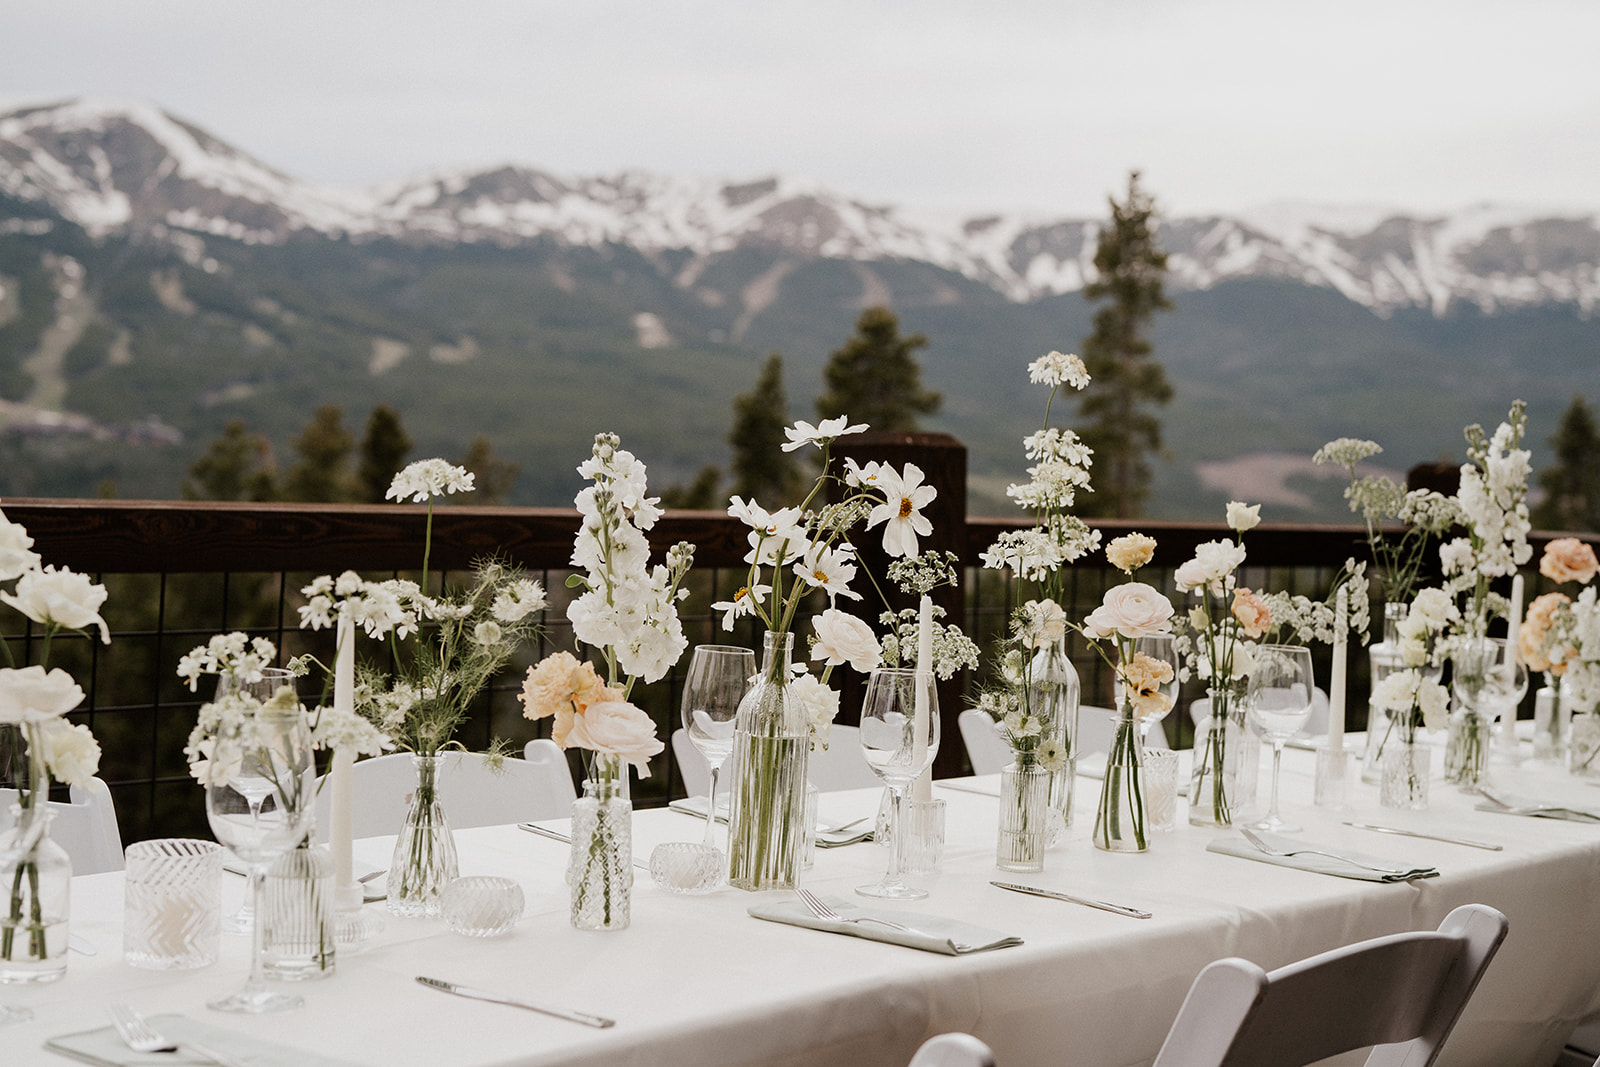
[2,97,1594,517]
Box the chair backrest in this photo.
[672,724,881,795]
[908,1032,996,1067]
[0,777,124,875]
[959,705,1169,777]
[313,746,576,841]
[1151,903,1508,1067]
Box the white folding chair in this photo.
[1190,688,1329,735]
[672,724,880,795]
[958,708,1011,775]
[0,777,124,874]
[313,745,576,841]
[908,1032,996,1067]
[1151,903,1508,1067]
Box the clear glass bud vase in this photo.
[1379,738,1430,811]
[0,804,70,984]
[386,754,458,918]
[262,836,336,979]
[568,754,631,930]
[1093,706,1147,852]
[726,632,809,891]
[996,760,1051,872]
[1444,707,1491,789]
[1569,707,1600,781]
[1028,635,1080,839]
[1189,683,1252,827]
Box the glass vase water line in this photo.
[1028,635,1080,839]
[725,632,809,892]
[261,836,336,980]
[1,722,71,986]
[1189,682,1252,828]
[386,753,458,918]
[995,759,1051,872]
[569,753,631,930]
[1093,704,1147,853]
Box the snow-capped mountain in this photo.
[4,96,1598,317]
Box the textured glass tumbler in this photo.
[442,876,525,937]
[123,838,223,970]
[1143,749,1180,832]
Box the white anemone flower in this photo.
[867,464,936,559]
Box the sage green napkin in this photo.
[749,897,1022,955]
[1207,833,1439,883]
[1474,790,1600,822]
[45,1014,365,1067]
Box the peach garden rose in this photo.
[1540,538,1598,585]
[1084,583,1175,641]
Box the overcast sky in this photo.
[4,0,1598,219]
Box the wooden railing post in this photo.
[834,432,969,778]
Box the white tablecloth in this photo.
[7,742,1600,1067]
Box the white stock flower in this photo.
[1,565,110,643]
[386,458,475,503]
[37,719,101,785]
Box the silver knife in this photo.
[990,880,1151,919]
[416,976,615,1028]
[1340,821,1504,851]
[518,823,650,871]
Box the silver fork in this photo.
[795,888,912,932]
[108,1004,249,1067]
[1239,827,1414,875]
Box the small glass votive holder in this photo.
[898,798,947,876]
[648,842,723,894]
[441,876,524,938]
[123,838,223,970]
[1315,741,1352,809]
[1143,750,1181,832]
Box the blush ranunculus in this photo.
[564,698,664,775]
[1230,588,1272,639]
[1083,583,1174,641]
[1540,538,1598,585]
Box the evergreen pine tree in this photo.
[282,404,357,502]
[181,418,277,501]
[1076,171,1174,519]
[356,404,413,503]
[729,353,801,504]
[457,434,520,505]
[1532,394,1600,533]
[815,307,940,431]
[658,464,722,510]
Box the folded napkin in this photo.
[45,1014,364,1067]
[670,796,874,846]
[749,897,1022,955]
[1207,832,1439,883]
[1475,791,1600,823]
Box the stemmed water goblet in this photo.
[204,697,314,1013]
[1247,644,1315,833]
[1452,636,1529,770]
[856,668,940,901]
[649,645,754,893]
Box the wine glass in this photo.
[1130,636,1181,750]
[216,668,297,936]
[856,668,940,901]
[649,645,755,893]
[1246,645,1315,833]
[205,701,314,1013]
[1453,637,1529,762]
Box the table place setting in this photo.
[43,1007,363,1067]
[1207,827,1441,882]
[1473,786,1600,823]
[748,890,1024,955]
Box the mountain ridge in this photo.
[4,97,1599,318]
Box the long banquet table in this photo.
[7,741,1600,1067]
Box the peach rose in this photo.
[521,651,612,744]
[565,698,664,775]
[1084,583,1174,641]
[1105,533,1156,575]
[1540,538,1598,585]
[1520,592,1572,675]
[1231,588,1272,639]
[1118,652,1175,719]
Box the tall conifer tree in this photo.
[729,353,800,504]
[816,307,940,431]
[1532,394,1600,532]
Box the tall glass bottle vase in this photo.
[1362,603,1409,784]
[1093,705,1147,852]
[386,754,458,918]
[995,759,1051,872]
[1189,682,1251,827]
[568,753,631,930]
[726,632,809,891]
[0,801,70,985]
[1028,635,1080,838]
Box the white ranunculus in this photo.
[0,665,86,724]
[1,565,110,643]
[0,512,41,581]
[811,609,882,673]
[790,674,841,750]
[1225,501,1261,532]
[37,718,101,785]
